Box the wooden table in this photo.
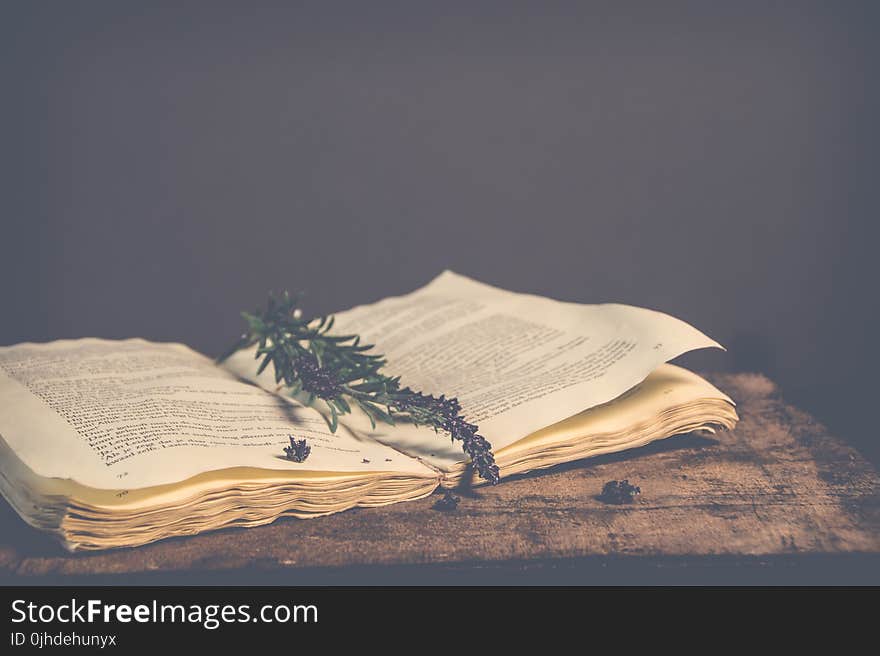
[1,372,878,585]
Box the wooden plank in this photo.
[1,372,877,579]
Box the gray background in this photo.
[2,2,878,463]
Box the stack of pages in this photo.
[0,272,737,550]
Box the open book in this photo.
[0,272,737,551]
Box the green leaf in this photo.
[356,400,377,429]
[328,404,338,433]
[351,380,385,393]
[362,401,395,426]
[256,353,272,375]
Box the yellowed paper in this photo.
[0,338,434,490]
[321,271,725,470]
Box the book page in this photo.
[325,271,724,470]
[0,339,435,490]
[486,364,736,470]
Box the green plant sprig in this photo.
[219,291,500,484]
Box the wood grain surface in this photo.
[1,372,877,583]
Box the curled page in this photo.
[329,271,724,469]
